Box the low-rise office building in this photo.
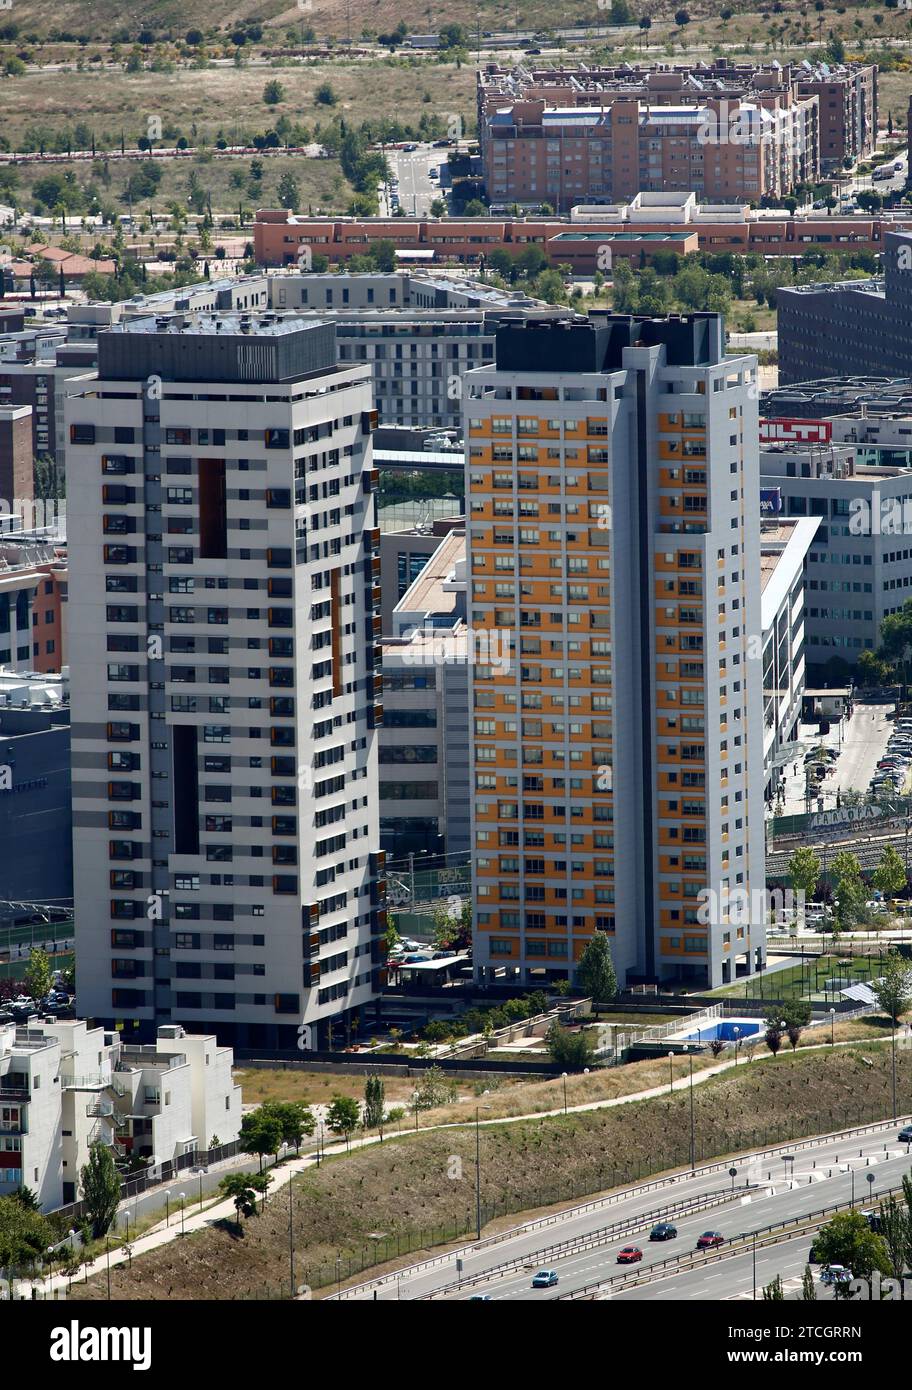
[380,529,470,859]
[759,518,819,800]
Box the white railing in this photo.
[600,1004,723,1059]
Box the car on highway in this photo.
[402,143,417,151]
[696,1231,724,1249]
[820,1264,852,1286]
[617,1245,643,1264]
[649,1223,678,1241]
[531,1269,558,1288]
[469,1294,492,1300]
[898,1125,912,1143]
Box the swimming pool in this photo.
[679,1019,762,1044]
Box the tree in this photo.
[263,79,285,106]
[23,947,51,1009]
[762,1273,784,1299]
[326,1095,360,1150]
[873,950,912,1024]
[11,1184,39,1210]
[432,896,472,951]
[831,850,865,936]
[219,1173,260,1233]
[879,1193,910,1279]
[576,932,617,1003]
[430,198,447,218]
[80,1141,121,1238]
[874,845,907,901]
[812,1210,890,1294]
[764,1025,782,1059]
[674,9,691,25]
[315,82,337,106]
[0,1194,52,1268]
[411,1065,458,1112]
[545,1021,595,1071]
[364,1074,385,1136]
[277,173,300,212]
[239,1108,284,1172]
[260,1101,315,1156]
[800,1265,817,1300]
[788,846,821,920]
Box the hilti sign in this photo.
[760,418,832,444]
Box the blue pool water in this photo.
[681,1020,762,1043]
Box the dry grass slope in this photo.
[68,1045,912,1300]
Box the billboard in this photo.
[760,487,783,515]
[760,417,832,444]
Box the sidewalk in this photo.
[38,1023,904,1296]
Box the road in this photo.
[385,144,448,218]
[338,1118,912,1300]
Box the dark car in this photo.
[697,1231,724,1249]
[650,1223,678,1241]
[899,1125,912,1143]
[617,1245,643,1264]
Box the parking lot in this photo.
[775,704,895,818]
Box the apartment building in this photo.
[66,311,386,1052]
[379,528,470,859]
[476,63,828,210]
[0,1018,241,1211]
[463,312,765,992]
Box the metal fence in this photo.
[51,1139,242,1225]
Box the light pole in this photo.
[178,1192,186,1238]
[688,1050,696,1174]
[475,1104,490,1240]
[561,1072,568,1115]
[668,1050,674,1095]
[830,1007,836,1046]
[164,1191,170,1228]
[288,1174,295,1298]
[891,1013,898,1120]
[733,1026,741,1065]
[851,1168,856,1207]
[752,1229,757,1299]
[105,1238,111,1299]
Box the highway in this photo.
[338,1117,912,1301]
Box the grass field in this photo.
[0,59,476,150]
[66,1043,912,1300]
[709,950,894,1001]
[3,152,352,220]
[234,1066,424,1108]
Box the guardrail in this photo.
[331,1110,912,1300]
[562,1180,910,1300]
[422,1186,745,1299]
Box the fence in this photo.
[51,1139,242,1225]
[281,1090,912,1297]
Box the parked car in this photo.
[697,1231,724,1249]
[617,1245,643,1264]
[531,1269,558,1288]
[649,1223,678,1241]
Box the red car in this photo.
[697,1231,724,1250]
[617,1245,643,1264]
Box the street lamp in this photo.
[891,1011,898,1121]
[830,1007,836,1046]
[178,1192,186,1238]
[733,1026,741,1065]
[561,1072,568,1115]
[475,1103,491,1240]
[688,1050,696,1174]
[105,1237,111,1299]
[164,1191,170,1228]
[668,1050,674,1095]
